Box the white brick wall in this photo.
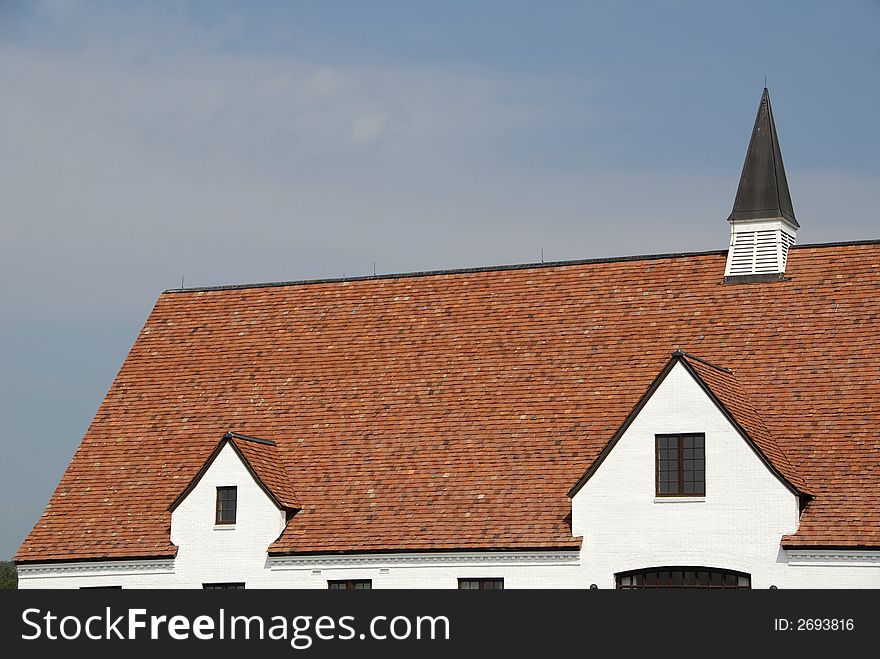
[17,364,880,588]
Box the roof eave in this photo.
[266,543,584,558]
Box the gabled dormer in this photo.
[168,431,301,588]
[567,351,812,587]
[568,351,810,500]
[724,88,799,283]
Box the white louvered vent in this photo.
[724,221,797,278]
[780,231,795,266]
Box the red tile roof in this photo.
[232,436,302,511]
[679,354,812,495]
[15,241,880,562]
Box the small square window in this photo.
[216,486,237,525]
[655,434,705,497]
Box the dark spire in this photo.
[728,88,798,227]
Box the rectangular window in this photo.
[458,578,504,590]
[656,434,705,496]
[328,580,372,590]
[203,582,245,589]
[216,486,237,524]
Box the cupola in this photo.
[724,88,798,282]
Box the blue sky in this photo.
[0,1,878,561]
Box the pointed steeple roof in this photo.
[728,88,798,227]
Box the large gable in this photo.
[15,241,880,562]
[567,351,810,498]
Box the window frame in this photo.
[215,486,238,525]
[327,579,372,590]
[616,567,750,589]
[457,578,504,590]
[655,433,705,497]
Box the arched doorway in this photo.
[616,567,750,589]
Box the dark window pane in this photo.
[617,568,750,590]
[656,434,705,497]
[216,486,237,524]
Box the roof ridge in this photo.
[672,350,733,374]
[223,431,276,446]
[164,238,880,294]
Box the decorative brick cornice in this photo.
[786,550,880,566]
[268,551,581,570]
[17,559,175,578]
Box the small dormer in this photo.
[724,88,799,283]
[168,432,301,587]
